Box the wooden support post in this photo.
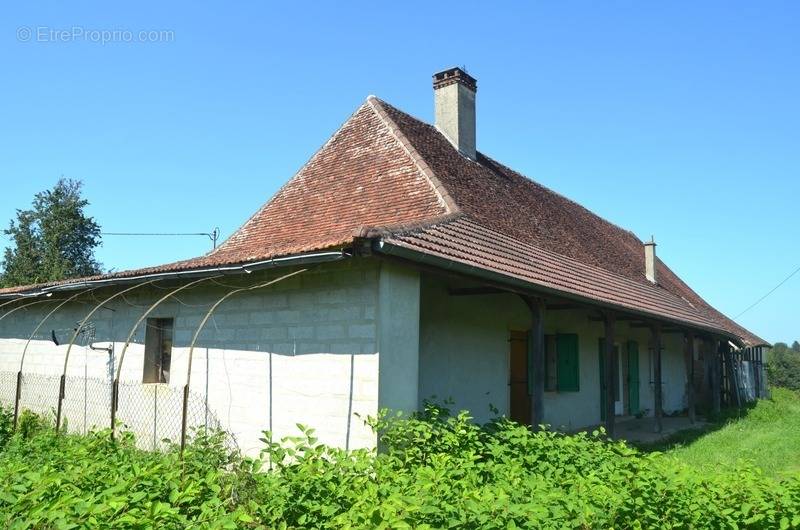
[603,312,616,437]
[526,297,546,430]
[711,339,721,415]
[751,347,759,398]
[651,323,663,433]
[684,331,695,423]
[725,343,741,409]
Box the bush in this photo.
[0,405,799,528]
[768,342,800,391]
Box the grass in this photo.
[645,387,800,478]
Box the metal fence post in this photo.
[12,371,22,430]
[110,379,119,440]
[180,384,190,452]
[55,374,66,434]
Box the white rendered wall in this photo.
[0,259,380,456]
[418,274,691,430]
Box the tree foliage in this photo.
[768,342,800,391]
[1,179,102,287]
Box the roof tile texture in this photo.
[0,96,765,346]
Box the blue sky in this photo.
[1,2,798,343]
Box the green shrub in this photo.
[0,404,798,529]
[768,342,800,391]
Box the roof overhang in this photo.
[373,239,742,344]
[0,250,349,299]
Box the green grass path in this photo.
[662,387,800,478]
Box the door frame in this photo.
[508,330,531,425]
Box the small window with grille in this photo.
[143,317,173,384]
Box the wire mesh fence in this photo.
[0,370,237,453]
[0,370,15,408]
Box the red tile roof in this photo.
[0,95,765,346]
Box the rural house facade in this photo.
[0,68,768,455]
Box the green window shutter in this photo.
[556,334,580,392]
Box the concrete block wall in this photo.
[0,258,381,455]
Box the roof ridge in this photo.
[370,99,655,276]
[210,99,378,257]
[366,96,460,215]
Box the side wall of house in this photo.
[0,259,381,456]
[418,274,689,429]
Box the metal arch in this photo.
[0,298,59,429]
[0,298,56,324]
[0,297,28,313]
[54,279,160,433]
[179,268,308,451]
[20,288,101,372]
[110,275,222,440]
[13,287,100,429]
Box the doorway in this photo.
[599,340,623,420]
[509,330,531,425]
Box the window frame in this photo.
[142,317,174,384]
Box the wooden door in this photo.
[509,331,531,425]
[599,339,621,421]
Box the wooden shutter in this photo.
[556,334,580,392]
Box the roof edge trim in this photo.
[374,239,741,343]
[0,250,349,298]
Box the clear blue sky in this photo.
[1,2,797,344]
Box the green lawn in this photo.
[655,387,800,478]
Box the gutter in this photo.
[0,250,349,299]
[373,239,742,344]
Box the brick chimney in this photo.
[433,67,477,160]
[644,236,657,284]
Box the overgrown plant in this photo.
[0,402,799,529]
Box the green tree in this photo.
[792,340,800,353]
[766,341,800,391]
[1,179,102,287]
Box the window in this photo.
[544,333,580,392]
[143,317,173,383]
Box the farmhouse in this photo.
[0,68,768,454]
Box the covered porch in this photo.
[415,269,733,436]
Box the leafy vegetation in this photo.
[1,178,102,287]
[768,342,800,391]
[0,403,798,529]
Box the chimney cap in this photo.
[433,67,477,92]
[644,235,657,246]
